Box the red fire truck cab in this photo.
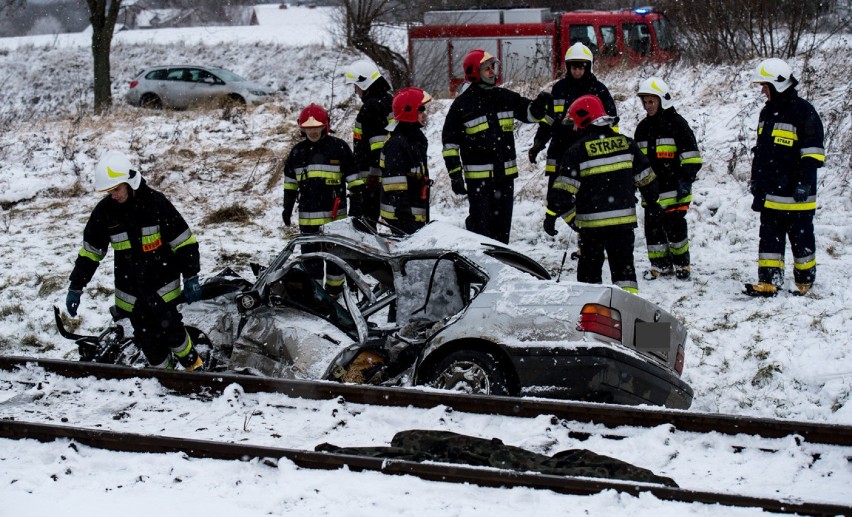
[408,7,678,96]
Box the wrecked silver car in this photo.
[62,220,693,409]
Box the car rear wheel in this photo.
[139,93,162,109]
[221,94,246,108]
[426,350,510,396]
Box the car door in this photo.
[183,68,229,107]
[161,67,192,108]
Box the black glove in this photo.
[450,174,467,195]
[66,289,82,316]
[793,184,810,202]
[530,91,553,120]
[183,276,202,304]
[751,195,764,212]
[528,140,546,163]
[543,213,558,236]
[282,190,297,227]
[676,180,692,200]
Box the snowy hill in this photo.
[1,6,852,515]
[0,8,851,424]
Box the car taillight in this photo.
[675,344,685,375]
[129,80,139,89]
[577,303,622,341]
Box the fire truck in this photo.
[408,7,678,96]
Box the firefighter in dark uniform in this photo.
[65,151,203,370]
[282,103,357,295]
[380,87,433,235]
[542,95,660,294]
[744,58,824,297]
[343,59,394,230]
[528,42,619,193]
[442,49,552,244]
[635,77,703,281]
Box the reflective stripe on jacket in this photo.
[283,134,356,230]
[548,127,658,230]
[534,73,618,175]
[442,83,537,181]
[69,179,200,313]
[379,122,430,222]
[750,88,824,212]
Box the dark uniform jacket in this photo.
[380,122,430,224]
[283,134,356,231]
[442,84,537,182]
[534,73,617,176]
[751,88,825,212]
[548,127,659,229]
[69,178,199,314]
[349,82,393,193]
[634,107,702,211]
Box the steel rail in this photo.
[2,355,852,447]
[1,419,849,517]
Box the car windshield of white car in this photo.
[211,68,245,82]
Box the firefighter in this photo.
[542,95,660,294]
[442,48,552,244]
[282,103,357,295]
[380,87,433,235]
[635,77,703,281]
[343,59,394,230]
[528,42,618,194]
[65,151,203,370]
[744,58,824,297]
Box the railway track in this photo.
[2,355,852,515]
[2,355,851,446]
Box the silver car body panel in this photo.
[182,220,690,407]
[125,65,276,109]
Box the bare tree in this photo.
[88,0,122,113]
[334,0,410,88]
[659,0,850,62]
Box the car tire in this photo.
[139,94,162,109]
[425,350,510,396]
[221,94,246,108]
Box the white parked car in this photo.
[125,65,277,109]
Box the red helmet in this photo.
[568,95,607,130]
[463,49,497,83]
[392,87,432,124]
[298,103,329,129]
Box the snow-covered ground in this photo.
[1,6,851,515]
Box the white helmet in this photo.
[343,59,383,90]
[637,77,674,110]
[564,42,594,65]
[752,58,795,93]
[94,150,141,192]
